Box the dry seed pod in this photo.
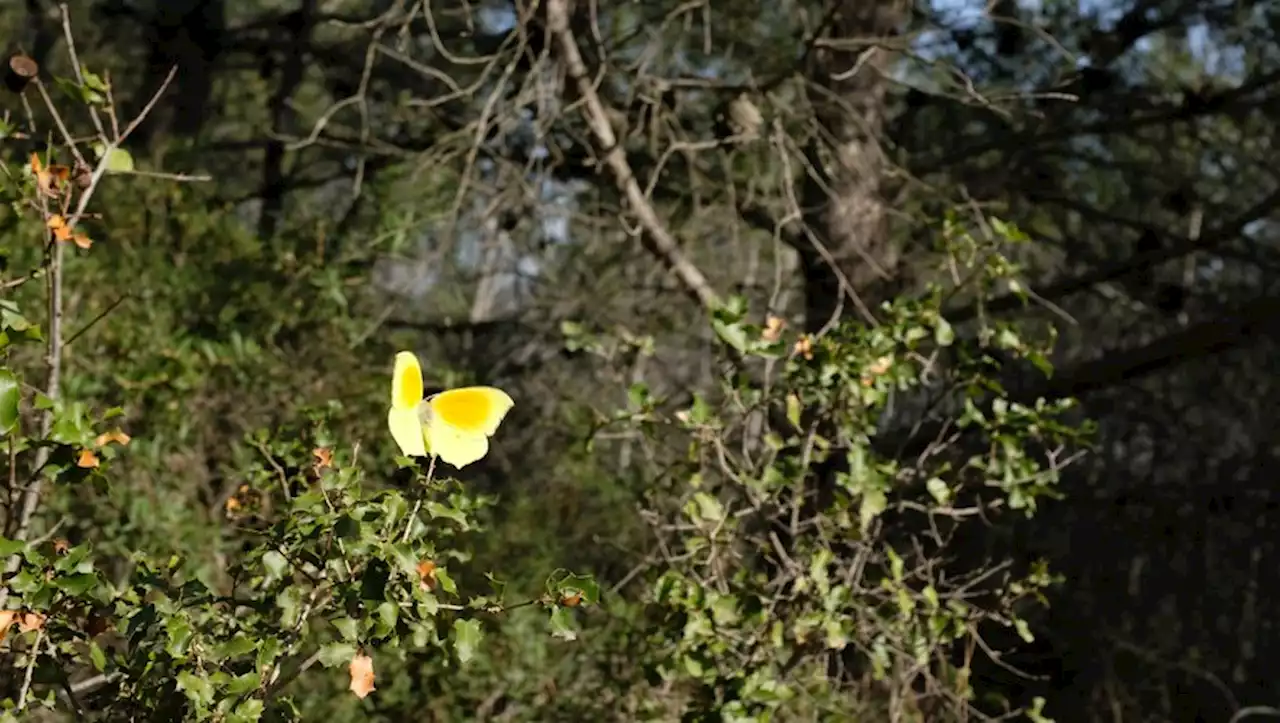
[5,55,38,93]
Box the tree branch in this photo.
[946,183,1280,324]
[545,0,720,313]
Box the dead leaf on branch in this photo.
[348,652,375,699]
[94,429,131,447]
[76,448,100,468]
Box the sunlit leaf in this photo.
[453,618,483,664]
[0,370,19,435]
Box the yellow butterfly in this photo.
[386,351,514,469]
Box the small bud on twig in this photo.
[728,94,764,139]
[5,55,38,94]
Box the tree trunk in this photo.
[134,0,226,147]
[799,1,904,331]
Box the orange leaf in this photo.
[72,233,92,250]
[76,449,100,469]
[867,356,892,375]
[761,315,786,342]
[18,612,45,632]
[46,215,74,241]
[0,610,16,643]
[93,430,131,448]
[415,560,437,591]
[793,335,814,360]
[312,447,333,470]
[47,165,70,182]
[561,592,582,607]
[348,652,375,699]
[29,153,41,174]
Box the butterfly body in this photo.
[387,352,513,468]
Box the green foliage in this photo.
[0,45,595,722]
[558,217,1090,721]
[0,9,1106,723]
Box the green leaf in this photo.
[92,143,134,173]
[176,671,214,707]
[80,67,108,94]
[549,572,601,606]
[53,572,98,595]
[934,317,955,346]
[88,641,107,672]
[1014,618,1035,643]
[859,488,887,534]
[261,550,288,579]
[434,566,457,595]
[225,671,261,696]
[425,501,469,528]
[886,547,905,582]
[0,371,17,436]
[785,393,802,429]
[711,318,748,352]
[692,492,724,523]
[376,600,399,631]
[276,587,303,628]
[926,477,951,505]
[317,642,359,668]
[165,617,194,658]
[229,699,265,723]
[217,635,258,660]
[333,514,360,539]
[0,536,24,557]
[333,616,360,641]
[627,382,650,410]
[549,606,578,641]
[256,637,281,671]
[453,618,483,665]
[689,394,712,425]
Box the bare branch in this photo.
[546,0,720,313]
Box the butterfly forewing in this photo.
[427,387,512,436]
[392,352,424,409]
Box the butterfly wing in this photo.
[422,387,513,468]
[388,351,428,457]
[427,387,514,436]
[387,406,427,457]
[391,352,425,410]
[424,419,490,468]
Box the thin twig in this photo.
[401,455,437,543]
[17,627,46,709]
[63,293,130,349]
[59,2,109,142]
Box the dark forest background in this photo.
[0,1,1278,721]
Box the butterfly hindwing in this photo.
[424,418,490,469]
